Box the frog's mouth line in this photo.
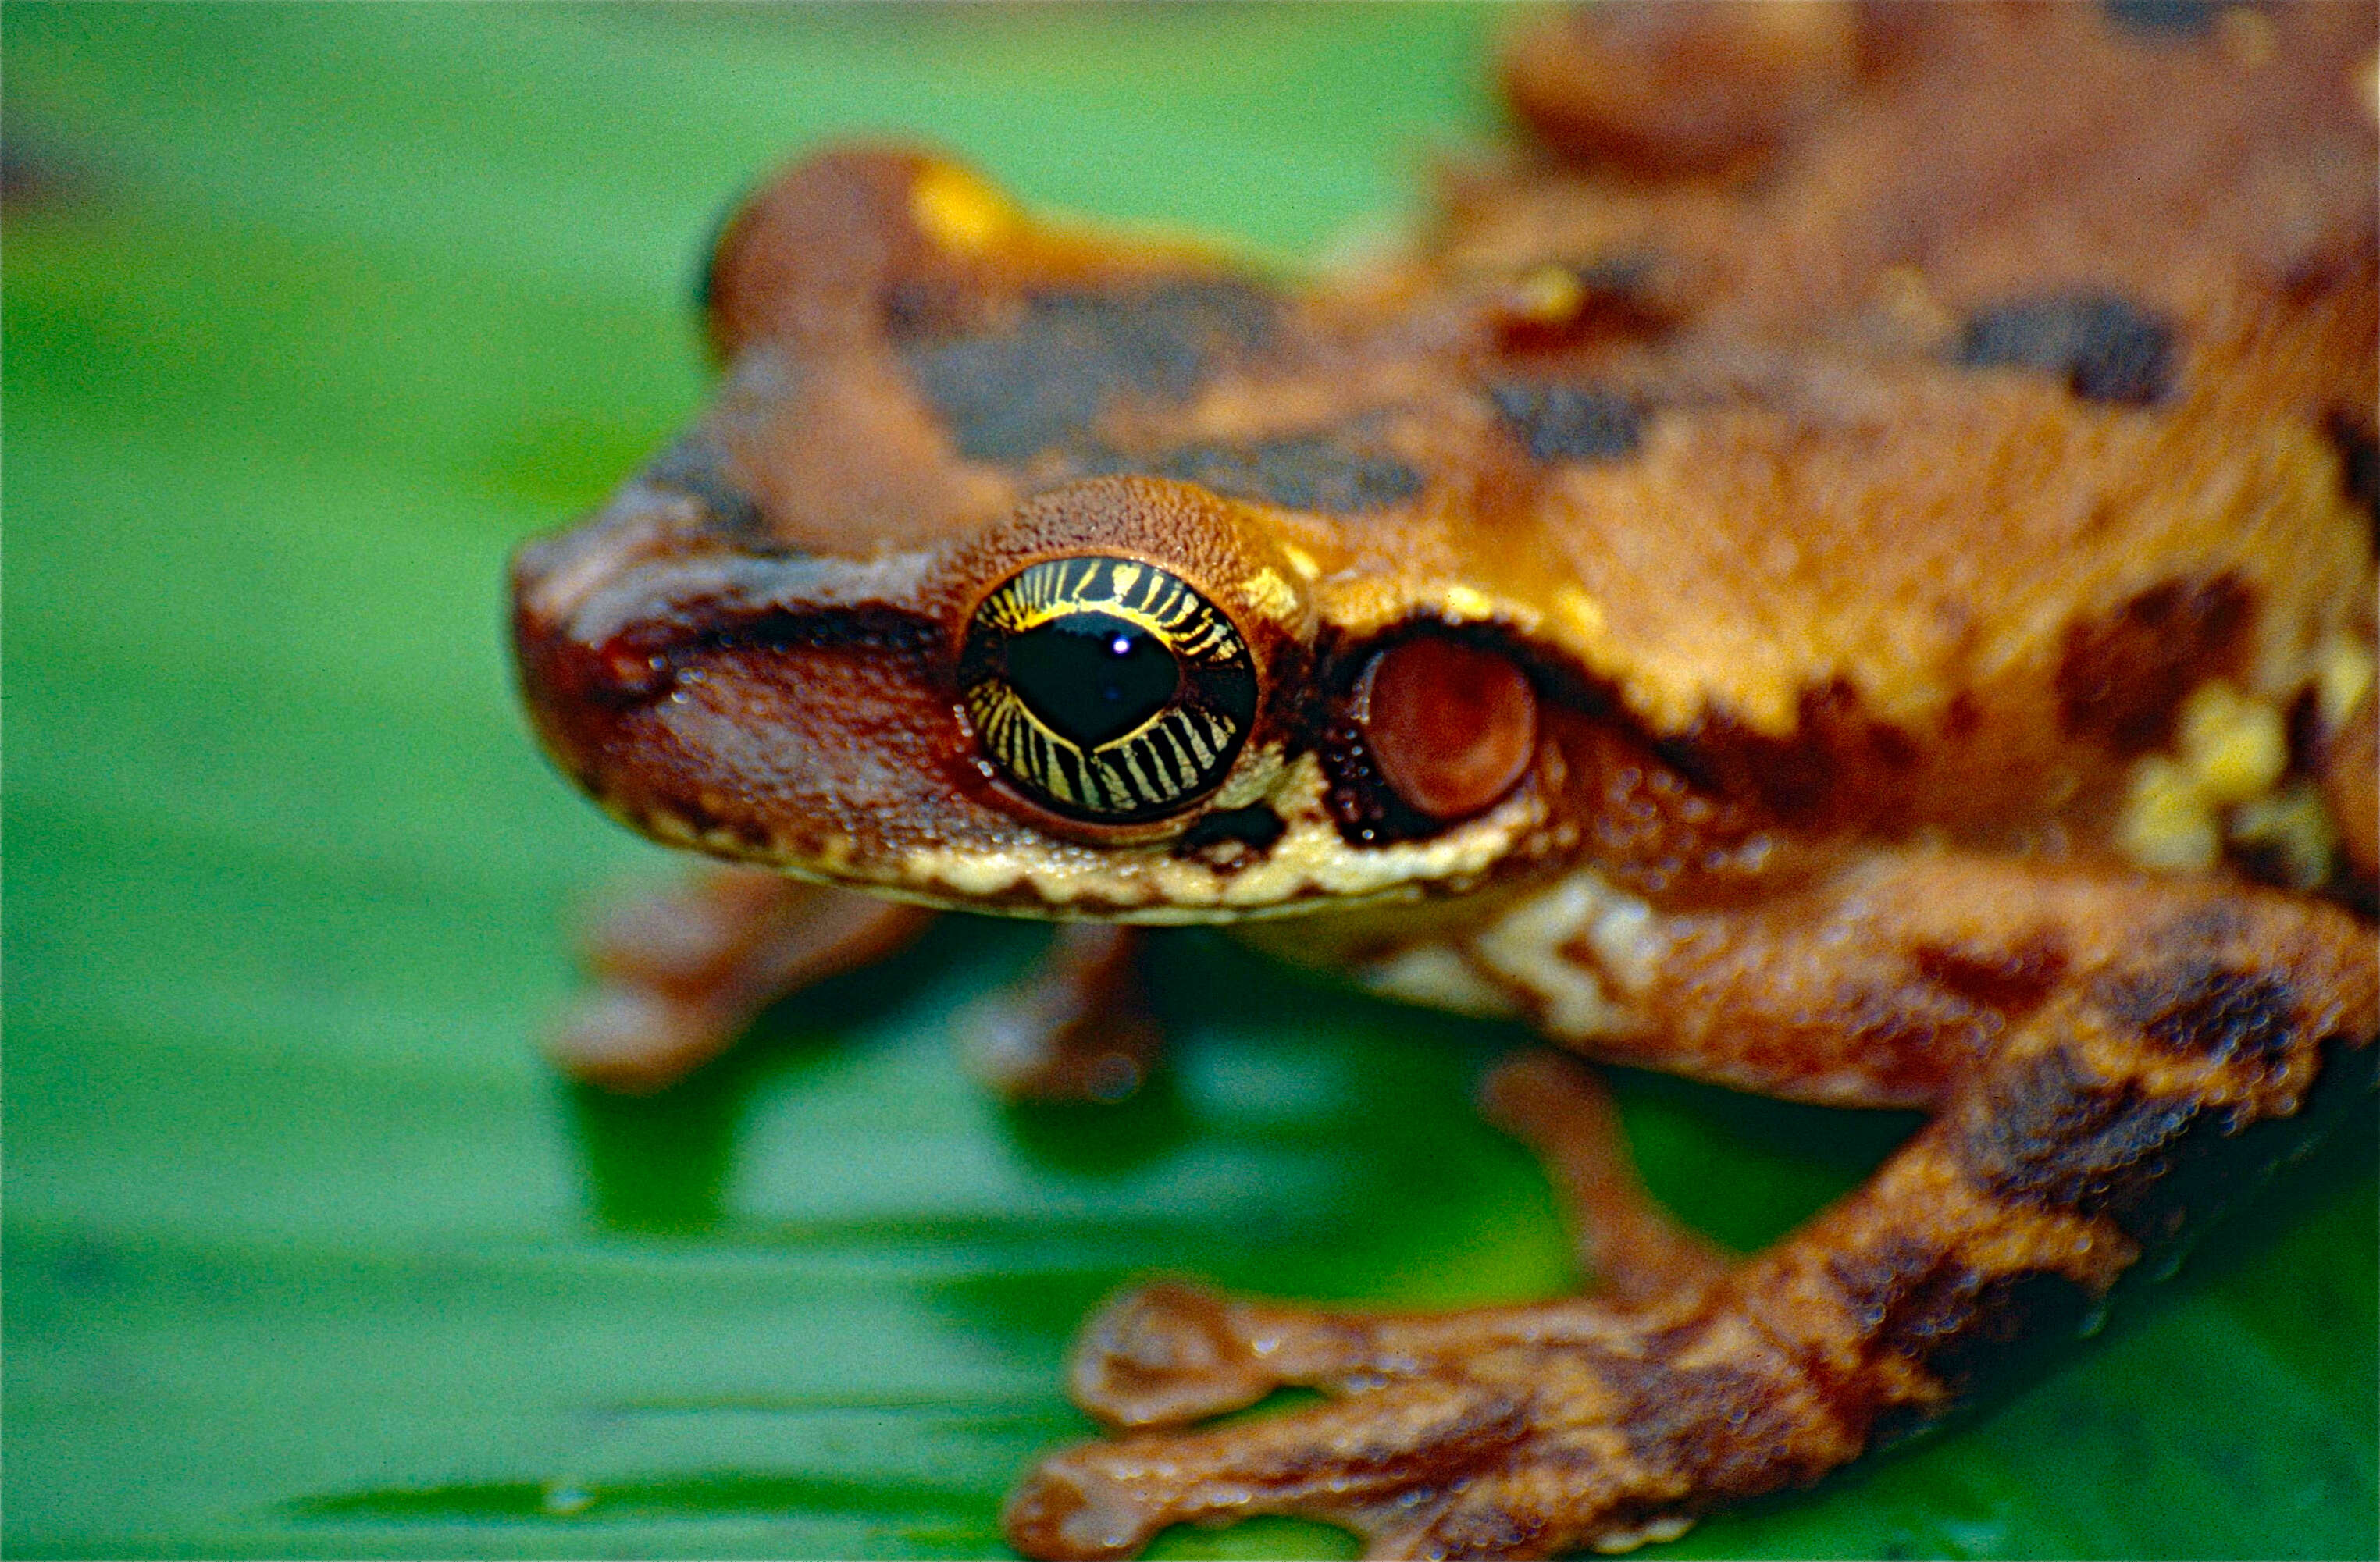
[884,756,1555,923]
[579,740,1555,926]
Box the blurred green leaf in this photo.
[5,7,2372,1559]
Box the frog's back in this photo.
[687,0,2372,742]
[1423,0,2377,822]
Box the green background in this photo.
[5,6,2372,1558]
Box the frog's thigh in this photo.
[1546,852,2350,1109]
[1010,874,2375,1560]
[550,867,934,1091]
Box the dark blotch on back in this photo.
[2101,960,2300,1066]
[1660,680,1919,827]
[2102,0,2219,36]
[1487,382,1644,463]
[2054,575,2253,753]
[1152,434,1423,514]
[1598,1350,1819,1500]
[2325,407,2378,538]
[1956,294,2175,405]
[903,282,1279,464]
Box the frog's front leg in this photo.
[1007,863,2375,1560]
[550,867,937,1091]
[957,923,1162,1102]
[554,870,1161,1100]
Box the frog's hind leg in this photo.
[1010,869,2376,1560]
[550,866,934,1091]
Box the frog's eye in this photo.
[959,557,1258,824]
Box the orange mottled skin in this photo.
[514,4,2378,1556]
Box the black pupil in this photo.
[1003,611,1181,749]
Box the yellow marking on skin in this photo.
[1512,264,1584,325]
[1239,566,1299,624]
[2318,638,2375,727]
[1277,543,1320,582]
[910,162,1015,254]
[1359,945,1520,1019]
[1468,870,1659,1038]
[1585,894,1659,991]
[894,755,1540,920]
[922,850,1031,899]
[1435,583,1496,623]
[1557,586,1606,639]
[2175,681,2286,805]
[640,806,699,847]
[2117,679,2318,874]
[1669,1312,1765,1375]
[1597,1517,1696,1551]
[2118,756,2221,872]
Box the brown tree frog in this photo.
[512,3,2379,1556]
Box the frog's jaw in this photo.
[882,753,1554,923]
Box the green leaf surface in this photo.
[5,7,2372,1559]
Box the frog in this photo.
[509,2,2380,1557]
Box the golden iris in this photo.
[960,557,1256,822]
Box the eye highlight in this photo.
[960,557,1257,823]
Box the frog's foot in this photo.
[958,923,1160,1102]
[1479,1051,1730,1304]
[1010,1283,1835,1561]
[550,867,933,1091]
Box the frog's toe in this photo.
[1067,1282,1284,1427]
[1068,1281,1630,1429]
[1009,1377,1541,1561]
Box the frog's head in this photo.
[511,144,1573,920]
[514,467,1559,921]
